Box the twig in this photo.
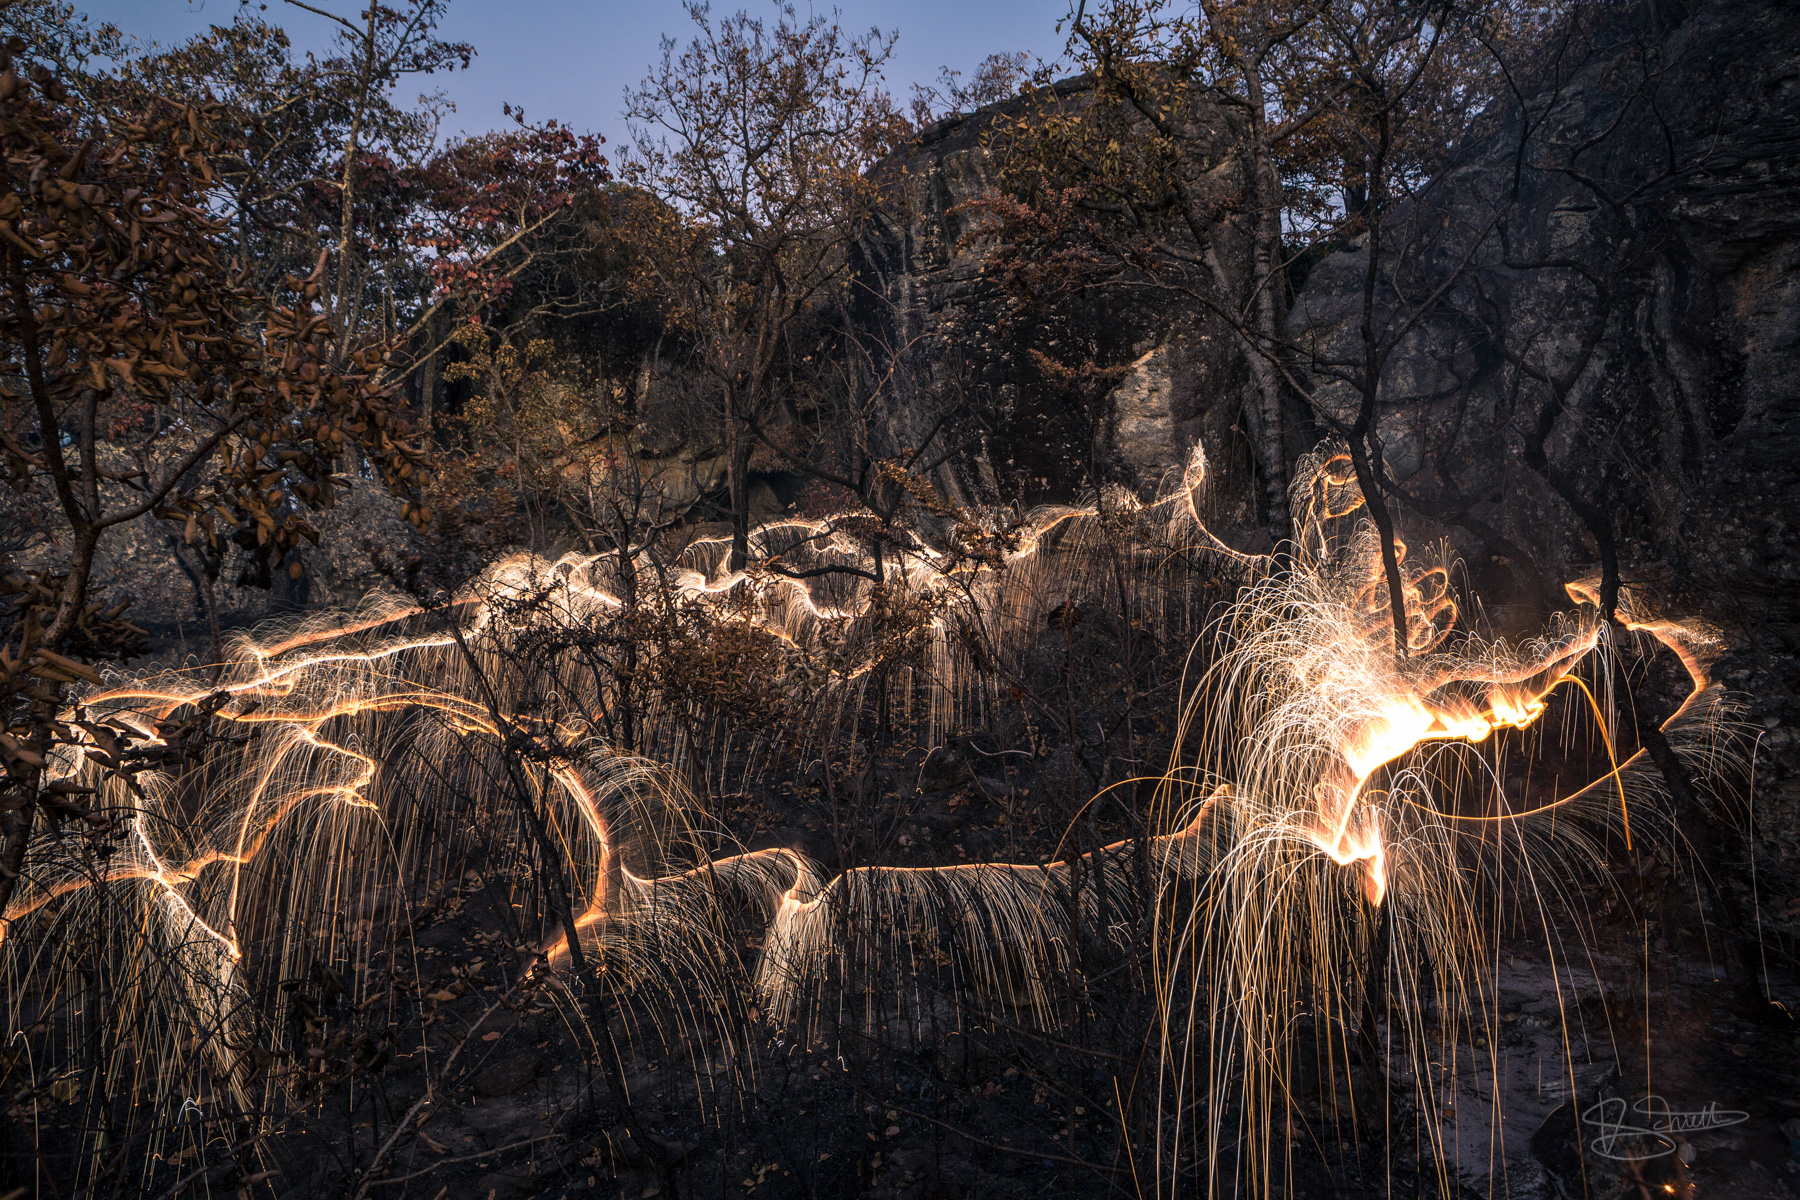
[157,1134,269,1197]
[366,1135,559,1186]
[348,995,509,1200]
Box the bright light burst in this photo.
[1,442,1739,1195]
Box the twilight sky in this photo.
[73,0,1076,147]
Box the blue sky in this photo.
[75,0,1075,146]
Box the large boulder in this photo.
[852,81,1261,514]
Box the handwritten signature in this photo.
[1580,1096,1748,1162]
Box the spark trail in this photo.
[0,443,1740,1197]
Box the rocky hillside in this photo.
[1285,0,1800,888]
[850,78,1266,524]
[42,6,1800,889]
[856,0,1800,921]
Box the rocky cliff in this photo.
[851,80,1264,523]
[1285,0,1800,893]
[860,0,1800,932]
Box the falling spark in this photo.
[0,441,1740,1198]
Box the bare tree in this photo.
[621,1,906,571]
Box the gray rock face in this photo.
[860,0,1800,897]
[8,472,420,661]
[1284,0,1800,889]
[854,82,1261,513]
